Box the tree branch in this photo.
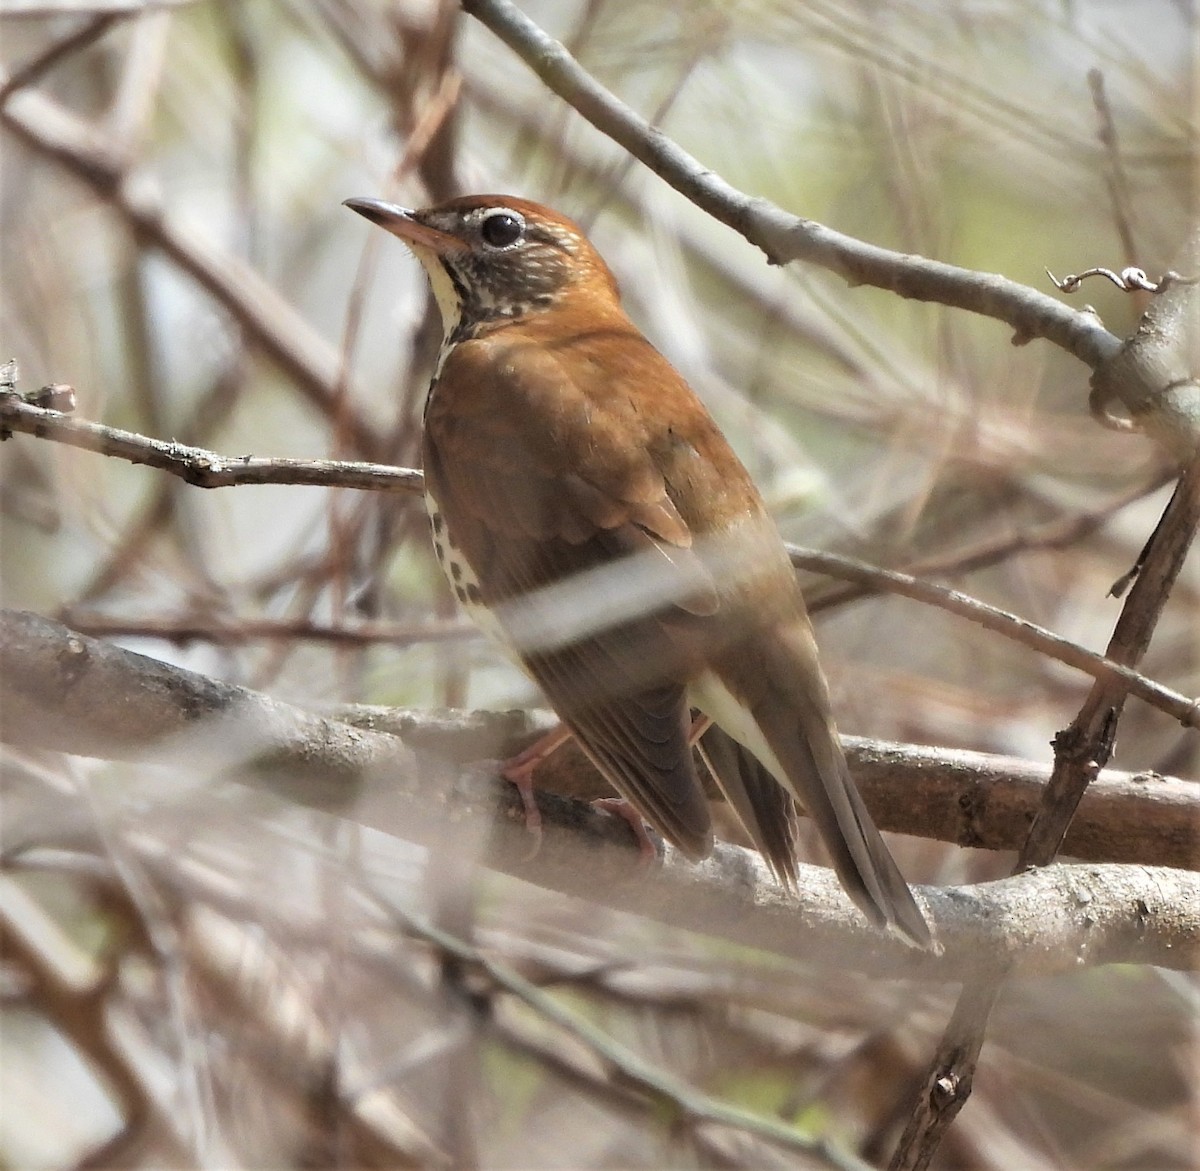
[0,388,419,492]
[460,0,1122,372]
[3,609,1196,982]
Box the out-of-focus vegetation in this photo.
[1,2,1196,1168]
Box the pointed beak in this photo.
[343,197,464,255]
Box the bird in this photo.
[345,193,933,948]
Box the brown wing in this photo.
[424,321,733,857]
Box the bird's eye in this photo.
[480,211,524,248]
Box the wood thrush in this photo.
[346,194,932,948]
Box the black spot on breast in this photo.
[454,585,468,603]
[465,583,482,604]
[450,561,463,582]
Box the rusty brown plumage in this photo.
[346,194,933,948]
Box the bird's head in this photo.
[344,194,620,341]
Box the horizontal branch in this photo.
[0,391,419,492]
[3,1,199,14]
[2,609,1196,979]
[4,390,1195,729]
[60,612,475,647]
[788,544,1200,731]
[343,706,1199,871]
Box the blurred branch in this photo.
[0,877,153,1169]
[1087,68,1140,271]
[2,1,199,13]
[61,612,476,647]
[0,13,120,106]
[0,70,387,457]
[462,0,1123,373]
[3,609,1197,983]
[394,907,876,1171]
[178,905,441,1167]
[5,389,1195,730]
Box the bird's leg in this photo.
[502,713,715,863]
[589,798,659,862]
[501,723,573,845]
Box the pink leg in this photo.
[501,723,573,851]
[591,798,659,863]
[687,712,713,745]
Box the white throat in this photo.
[409,244,463,353]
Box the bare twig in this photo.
[461,0,1121,372]
[60,612,476,648]
[0,392,419,492]
[1086,69,1140,270]
[788,545,1200,731]
[3,1,198,13]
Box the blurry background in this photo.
[1,1,1197,1168]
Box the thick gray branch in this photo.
[2,609,1196,979]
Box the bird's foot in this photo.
[500,723,573,858]
[590,797,659,864]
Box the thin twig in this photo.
[59,613,476,648]
[1086,69,1139,271]
[789,546,1199,730]
[0,392,419,492]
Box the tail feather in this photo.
[699,626,934,950]
[696,723,799,886]
[756,697,932,948]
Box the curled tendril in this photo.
[1047,266,1199,295]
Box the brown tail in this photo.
[705,625,934,949]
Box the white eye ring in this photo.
[479,209,525,248]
